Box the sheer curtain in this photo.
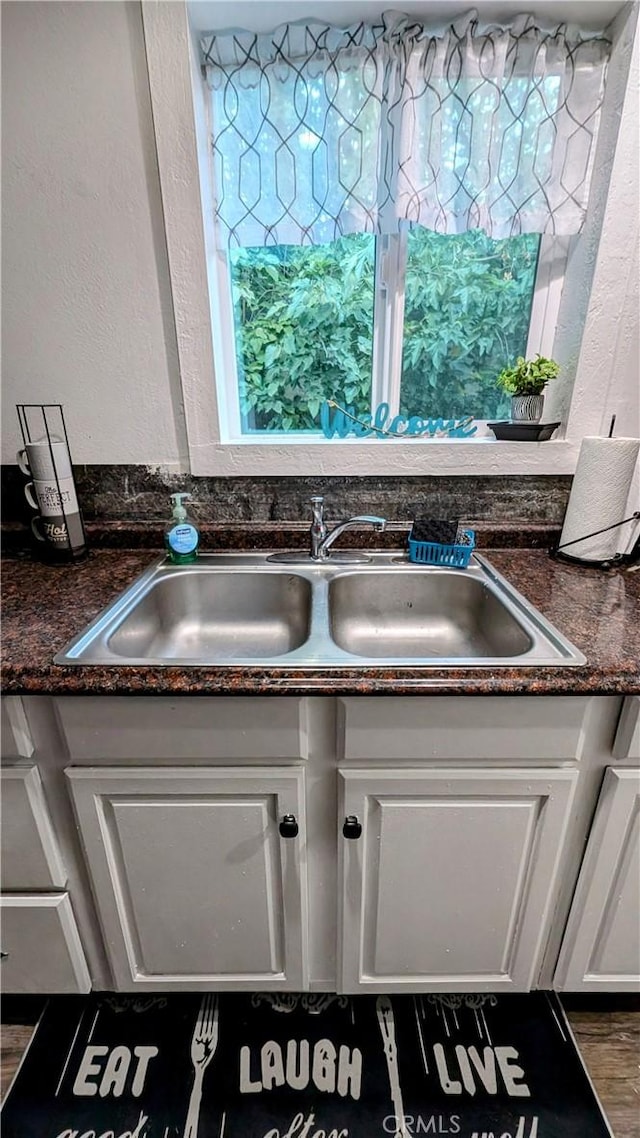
[201,10,611,247]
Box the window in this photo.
[399,230,539,423]
[225,231,542,435]
[201,10,607,442]
[142,2,638,474]
[230,235,376,434]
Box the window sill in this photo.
[196,437,580,476]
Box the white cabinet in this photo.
[613,697,640,761]
[338,696,587,761]
[67,766,308,991]
[556,768,640,991]
[1,697,34,758]
[1,765,67,890]
[56,697,308,761]
[0,895,90,994]
[2,693,633,994]
[0,751,90,994]
[338,768,577,993]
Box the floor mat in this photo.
[1,991,612,1137]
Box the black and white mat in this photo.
[2,992,612,1138]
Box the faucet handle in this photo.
[310,495,325,523]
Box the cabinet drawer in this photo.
[613,697,640,761]
[0,894,90,993]
[1,697,33,758]
[55,696,308,762]
[1,766,67,890]
[338,696,587,761]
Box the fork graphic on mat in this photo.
[183,993,219,1138]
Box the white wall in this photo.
[2,1,637,472]
[1,1,188,466]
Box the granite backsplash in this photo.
[1,465,573,527]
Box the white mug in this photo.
[17,436,72,481]
[18,436,86,558]
[29,508,86,554]
[24,477,79,517]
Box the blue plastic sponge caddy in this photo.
[407,528,476,568]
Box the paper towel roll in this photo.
[560,436,640,562]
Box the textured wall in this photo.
[0,1,187,465]
[1,1,636,475]
[549,1,639,438]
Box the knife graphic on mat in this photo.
[377,995,407,1138]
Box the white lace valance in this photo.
[201,10,611,246]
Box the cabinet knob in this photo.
[343,815,362,839]
[279,814,299,838]
[0,951,8,961]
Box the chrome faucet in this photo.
[310,495,327,560]
[309,496,386,560]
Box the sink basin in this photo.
[54,552,586,668]
[329,571,533,659]
[104,569,311,661]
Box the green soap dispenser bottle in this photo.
[164,492,200,564]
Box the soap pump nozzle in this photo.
[170,492,190,521]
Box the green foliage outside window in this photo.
[231,236,375,432]
[230,229,540,432]
[401,229,540,420]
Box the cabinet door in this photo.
[338,768,577,993]
[67,767,308,991]
[556,768,640,991]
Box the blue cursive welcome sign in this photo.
[320,401,477,439]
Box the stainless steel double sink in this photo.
[54,553,586,668]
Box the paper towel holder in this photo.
[550,511,640,570]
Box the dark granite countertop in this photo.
[1,546,639,696]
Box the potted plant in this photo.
[496,355,560,422]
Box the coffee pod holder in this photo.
[16,404,88,562]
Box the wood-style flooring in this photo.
[562,996,640,1138]
[1,996,639,1136]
